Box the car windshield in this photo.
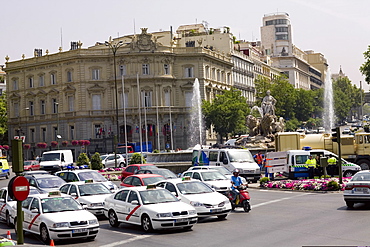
[351,173,370,181]
[142,176,165,185]
[213,167,232,175]
[177,181,213,195]
[24,161,34,166]
[78,183,112,196]
[156,170,177,179]
[100,155,108,160]
[40,153,60,162]
[139,189,178,205]
[41,197,82,213]
[227,150,254,163]
[201,171,227,181]
[78,171,107,182]
[37,177,65,188]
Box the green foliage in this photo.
[360,45,370,84]
[202,88,249,143]
[0,92,7,143]
[90,152,103,170]
[326,180,340,191]
[259,177,270,185]
[77,153,90,168]
[285,118,301,132]
[305,117,322,129]
[153,149,160,153]
[129,153,146,164]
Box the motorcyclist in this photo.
[230,169,247,204]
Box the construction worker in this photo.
[327,156,337,177]
[305,155,317,179]
[253,151,265,175]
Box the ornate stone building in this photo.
[5,27,232,156]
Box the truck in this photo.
[274,131,370,170]
[39,150,74,173]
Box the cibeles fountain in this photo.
[236,90,285,149]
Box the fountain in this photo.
[188,78,204,147]
[323,68,335,131]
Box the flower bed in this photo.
[260,177,352,191]
[98,167,125,181]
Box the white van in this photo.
[282,149,361,179]
[39,150,74,173]
[192,148,261,182]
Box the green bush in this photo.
[90,152,103,170]
[77,153,91,168]
[129,153,146,165]
[259,177,270,185]
[327,180,340,191]
[153,149,160,153]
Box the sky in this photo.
[1,0,369,90]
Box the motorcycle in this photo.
[227,185,251,212]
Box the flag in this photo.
[149,125,153,136]
[136,126,139,133]
[199,151,209,166]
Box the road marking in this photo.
[252,193,308,208]
[101,234,151,247]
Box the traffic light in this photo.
[332,127,341,143]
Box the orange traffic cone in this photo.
[6,230,11,240]
[50,239,55,246]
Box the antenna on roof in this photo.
[133,19,136,35]
[60,27,63,50]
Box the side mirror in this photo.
[223,158,228,164]
[131,200,139,205]
[70,193,77,197]
[0,198,5,203]
[31,208,39,213]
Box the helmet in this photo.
[233,169,240,175]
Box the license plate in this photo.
[175,218,188,223]
[72,228,88,233]
[354,187,369,193]
[210,208,224,213]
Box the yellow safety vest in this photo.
[328,157,337,165]
[305,158,317,168]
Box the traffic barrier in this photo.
[50,239,55,246]
[6,230,11,240]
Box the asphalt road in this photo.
[1,176,370,247]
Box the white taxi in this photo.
[0,186,39,226]
[181,170,231,195]
[18,192,99,244]
[104,185,198,232]
[344,170,370,208]
[59,180,113,216]
[156,178,231,219]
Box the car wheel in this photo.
[217,214,228,220]
[357,159,370,170]
[343,170,353,178]
[141,215,153,232]
[243,200,251,212]
[346,201,355,209]
[108,210,120,227]
[231,203,235,211]
[29,168,32,171]
[40,224,50,244]
[119,163,124,168]
[6,211,12,227]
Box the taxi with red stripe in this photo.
[104,185,198,232]
[18,191,99,244]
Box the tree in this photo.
[0,92,7,144]
[77,153,91,168]
[202,88,249,143]
[90,152,103,170]
[294,89,315,121]
[129,153,146,165]
[360,45,370,84]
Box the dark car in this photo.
[24,174,66,193]
[120,164,157,181]
[120,174,165,187]
[135,168,178,179]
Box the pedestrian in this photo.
[327,155,337,177]
[305,155,317,179]
[253,151,265,175]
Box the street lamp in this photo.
[54,102,60,149]
[105,38,124,168]
[24,107,29,159]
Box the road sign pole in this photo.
[17,200,24,245]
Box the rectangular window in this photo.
[92,69,100,80]
[52,99,58,113]
[14,103,19,117]
[39,75,44,87]
[29,77,34,88]
[92,94,101,110]
[164,91,170,106]
[31,129,35,143]
[120,65,126,76]
[40,100,45,114]
[70,125,75,140]
[276,27,288,32]
[141,91,152,107]
[41,128,46,142]
[67,71,72,82]
[68,96,74,111]
[185,92,192,107]
[13,79,18,90]
[95,124,102,138]
[276,34,288,40]
[164,64,170,75]
[51,74,56,85]
[142,64,149,75]
[29,101,34,116]
[121,92,128,108]
[185,67,193,78]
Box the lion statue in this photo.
[260,114,274,137]
[246,115,259,137]
[272,117,285,133]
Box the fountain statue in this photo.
[237,91,285,149]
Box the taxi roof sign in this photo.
[146,184,156,190]
[84,179,94,183]
[48,191,61,197]
[182,176,191,181]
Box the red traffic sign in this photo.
[12,176,30,201]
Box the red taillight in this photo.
[345,184,353,190]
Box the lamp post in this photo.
[55,102,60,149]
[24,107,29,159]
[105,38,124,168]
